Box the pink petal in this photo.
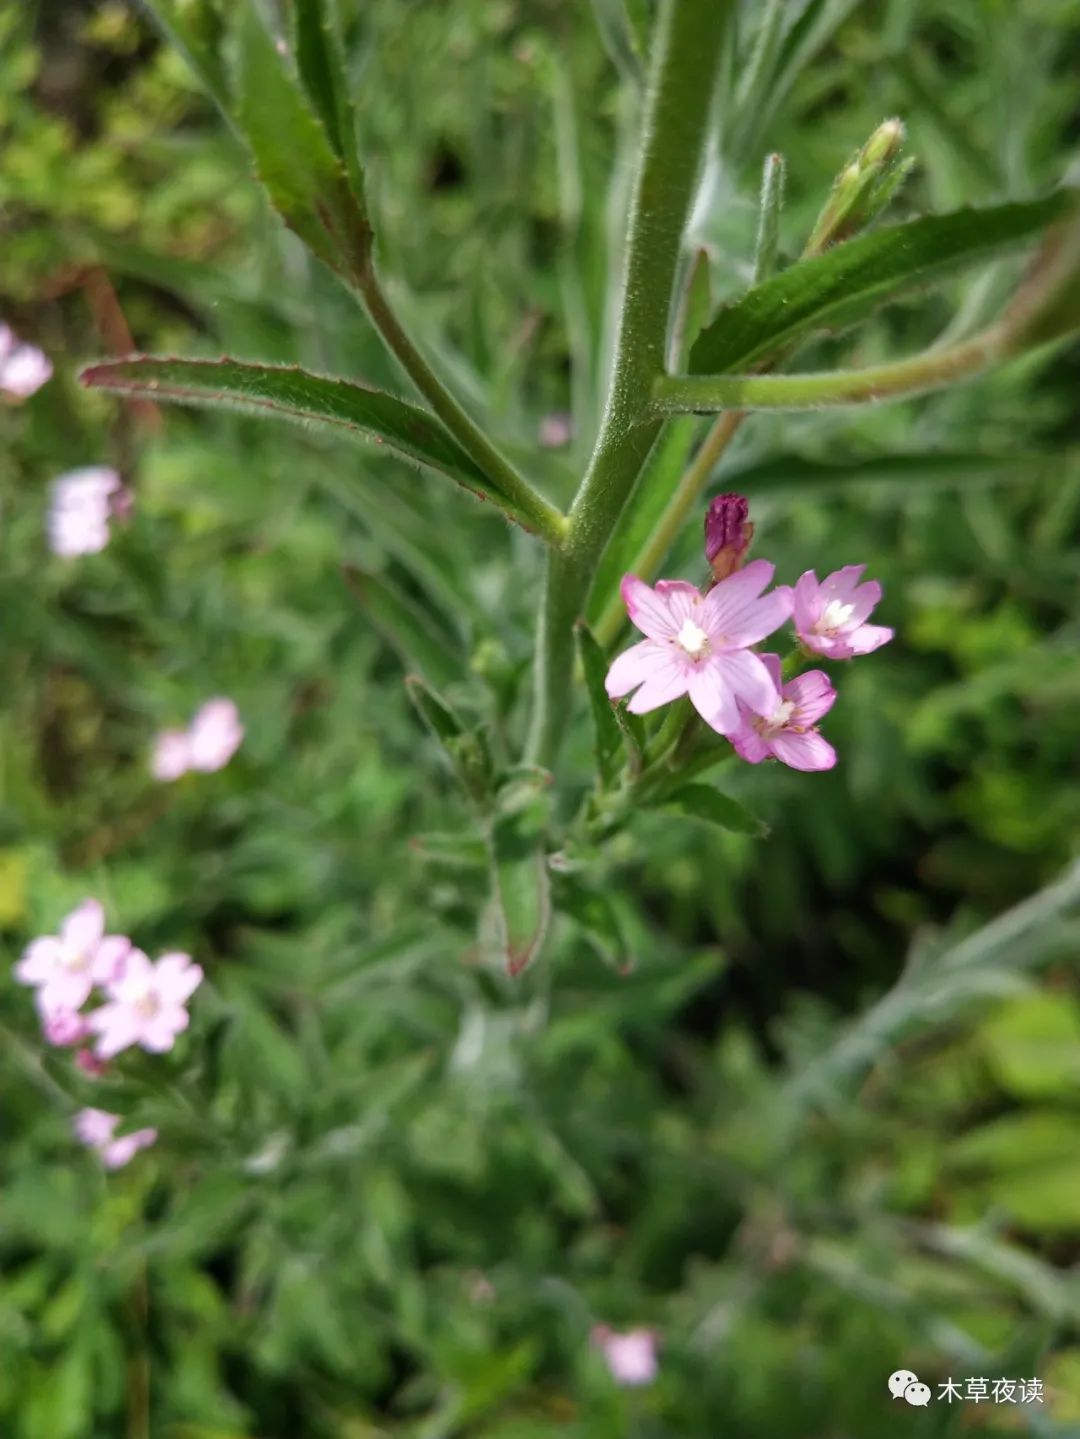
[625,651,692,714]
[820,564,866,602]
[841,579,882,628]
[0,342,52,398]
[845,622,893,656]
[793,571,822,633]
[91,935,132,986]
[619,574,682,642]
[605,640,670,699]
[61,899,105,954]
[74,1107,118,1147]
[731,723,770,764]
[151,730,192,782]
[710,650,780,719]
[784,670,836,726]
[104,948,152,1002]
[141,1008,188,1052]
[187,698,243,772]
[758,653,783,690]
[154,953,203,1004]
[101,1127,158,1170]
[701,558,773,627]
[89,1003,143,1059]
[14,936,63,985]
[653,580,706,629]
[769,730,837,772]
[687,663,741,736]
[37,972,94,1017]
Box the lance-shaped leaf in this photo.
[344,571,464,691]
[80,356,543,527]
[689,190,1076,375]
[234,1,370,279]
[482,772,554,978]
[292,0,363,195]
[576,623,623,789]
[140,0,230,115]
[660,784,767,837]
[404,674,494,804]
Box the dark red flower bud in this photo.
[704,493,753,580]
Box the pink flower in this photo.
[75,1048,109,1078]
[538,411,573,449]
[47,466,131,557]
[704,492,753,581]
[14,900,131,1017]
[0,323,52,399]
[592,1326,659,1387]
[730,655,837,772]
[73,1108,157,1170]
[88,949,203,1058]
[790,565,893,659]
[151,729,193,782]
[187,698,244,772]
[42,1008,91,1048]
[151,698,243,781]
[605,561,792,736]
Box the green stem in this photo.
[356,263,568,545]
[528,0,734,764]
[650,321,1024,414]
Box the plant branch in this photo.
[527,0,734,764]
[355,262,568,545]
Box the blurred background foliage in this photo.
[2,0,1080,1434]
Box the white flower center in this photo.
[135,988,161,1019]
[818,599,855,634]
[755,699,796,737]
[675,618,710,661]
[61,943,90,974]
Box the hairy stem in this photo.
[357,263,568,544]
[651,322,1023,414]
[528,0,734,764]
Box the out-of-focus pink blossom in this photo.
[88,949,203,1059]
[789,565,893,659]
[592,1326,659,1387]
[0,323,52,399]
[151,729,193,782]
[42,1008,91,1048]
[704,492,753,581]
[75,1048,109,1078]
[14,900,131,1017]
[47,466,131,558]
[538,411,573,449]
[605,561,792,736]
[730,654,837,772]
[73,1107,157,1170]
[187,698,244,772]
[151,699,243,781]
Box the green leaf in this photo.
[404,674,494,802]
[234,1,370,278]
[724,449,1049,497]
[343,569,463,690]
[753,151,786,285]
[292,0,363,194]
[588,0,645,84]
[576,623,622,788]
[977,992,1080,1100]
[689,190,1075,375]
[80,355,491,493]
[484,820,552,979]
[139,0,230,114]
[660,784,768,837]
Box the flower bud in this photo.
[704,492,753,580]
[806,118,911,255]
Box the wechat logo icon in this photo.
[888,1370,932,1406]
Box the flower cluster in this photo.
[13,899,203,1169]
[47,466,132,557]
[605,494,893,772]
[0,323,52,400]
[151,698,245,781]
